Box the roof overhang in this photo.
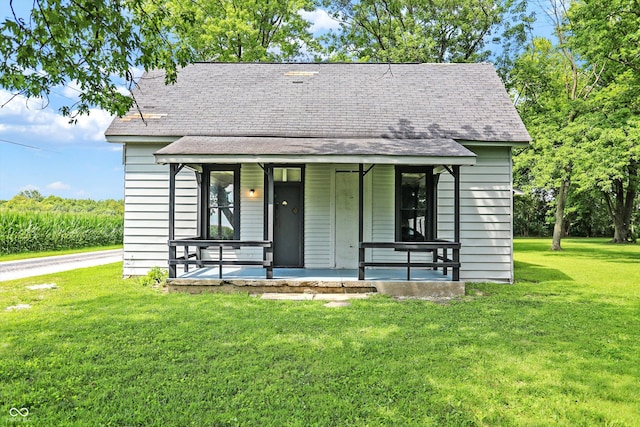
[154,136,477,166]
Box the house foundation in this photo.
[166,268,465,297]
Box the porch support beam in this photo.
[264,164,274,279]
[198,168,210,240]
[168,163,178,278]
[358,163,365,280]
[453,165,461,281]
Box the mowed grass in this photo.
[0,239,638,426]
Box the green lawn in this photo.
[1,238,638,426]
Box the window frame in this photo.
[395,166,438,242]
[205,164,240,240]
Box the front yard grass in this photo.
[0,238,638,426]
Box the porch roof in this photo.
[154,136,477,165]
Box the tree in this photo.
[567,0,640,242]
[511,30,602,249]
[1,0,189,118]
[1,0,319,119]
[510,0,612,250]
[144,0,320,62]
[321,0,532,69]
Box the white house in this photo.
[105,63,530,295]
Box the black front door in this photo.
[274,182,303,267]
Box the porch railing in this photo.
[359,240,460,281]
[168,238,273,279]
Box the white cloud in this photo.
[115,86,132,96]
[46,181,71,190]
[19,184,40,192]
[0,89,114,145]
[60,80,83,99]
[299,9,341,33]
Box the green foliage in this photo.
[209,225,235,240]
[147,0,321,62]
[1,241,639,425]
[513,190,552,237]
[0,0,189,118]
[138,267,168,287]
[568,0,640,85]
[322,0,532,69]
[0,193,124,254]
[3,192,123,216]
[0,0,321,117]
[0,211,123,255]
[511,1,640,243]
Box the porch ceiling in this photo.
[154,136,477,165]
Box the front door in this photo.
[335,171,359,268]
[274,182,303,267]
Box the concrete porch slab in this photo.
[258,293,371,301]
[167,267,465,297]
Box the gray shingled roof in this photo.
[105,62,530,143]
[156,136,476,156]
[154,136,477,165]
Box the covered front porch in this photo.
[156,136,476,295]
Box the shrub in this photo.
[138,267,169,287]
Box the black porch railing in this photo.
[168,238,273,279]
[359,240,460,281]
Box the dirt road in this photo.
[0,249,123,281]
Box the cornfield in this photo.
[0,211,123,255]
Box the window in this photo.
[274,167,302,182]
[395,167,437,242]
[208,166,240,239]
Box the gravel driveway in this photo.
[0,249,123,281]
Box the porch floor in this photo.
[168,267,465,297]
[180,267,454,281]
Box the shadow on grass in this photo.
[3,291,485,425]
[3,285,639,426]
[514,260,573,283]
[2,258,639,426]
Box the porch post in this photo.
[168,163,177,278]
[197,168,210,269]
[358,163,365,280]
[264,164,274,279]
[199,168,210,240]
[453,165,461,281]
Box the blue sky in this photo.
[0,4,552,201]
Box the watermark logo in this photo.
[9,407,29,418]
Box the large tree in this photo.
[1,0,188,118]
[1,0,318,118]
[321,0,532,68]
[145,0,319,62]
[567,0,640,242]
[511,32,600,250]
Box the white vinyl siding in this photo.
[237,164,264,261]
[437,146,513,283]
[370,165,404,263]
[304,164,333,268]
[123,142,197,276]
[121,145,514,282]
